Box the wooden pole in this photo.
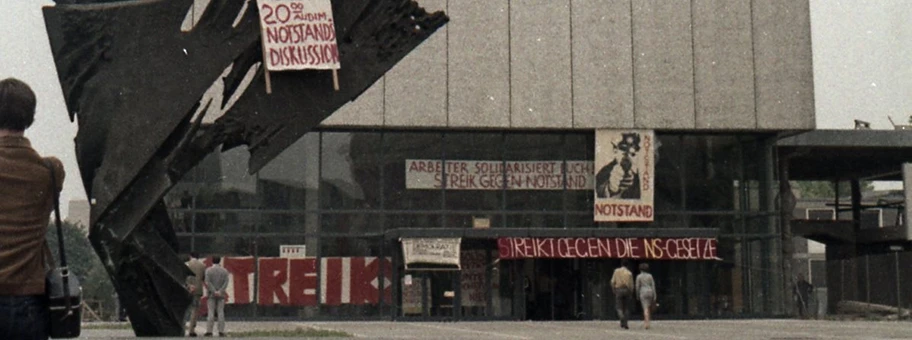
[264,69,273,94]
[259,35,272,94]
[332,69,340,91]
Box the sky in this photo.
[2,0,912,218]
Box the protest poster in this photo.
[459,250,486,307]
[401,238,461,269]
[405,160,594,190]
[256,0,341,91]
[594,129,655,222]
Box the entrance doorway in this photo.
[522,259,588,320]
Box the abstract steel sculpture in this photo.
[42,0,446,336]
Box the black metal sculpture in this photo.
[42,0,446,336]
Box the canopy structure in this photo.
[778,130,912,182]
[777,129,912,245]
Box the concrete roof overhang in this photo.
[777,130,912,181]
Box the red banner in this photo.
[497,237,719,260]
[198,256,391,307]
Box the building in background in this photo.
[65,199,90,229]
[167,0,815,320]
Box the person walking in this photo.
[185,252,207,336]
[0,78,66,340]
[793,273,813,319]
[610,259,635,329]
[636,263,657,329]
[204,256,229,337]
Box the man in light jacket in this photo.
[204,256,229,337]
[610,259,635,329]
[184,252,206,336]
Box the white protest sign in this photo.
[401,238,461,269]
[460,250,486,307]
[257,0,341,71]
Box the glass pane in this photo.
[386,214,442,230]
[258,133,318,210]
[385,132,443,210]
[321,212,383,235]
[184,235,265,256]
[565,133,595,213]
[505,134,564,212]
[566,213,597,228]
[689,215,735,231]
[258,235,306,256]
[444,133,504,210]
[321,132,382,210]
[684,136,739,212]
[654,135,685,212]
[258,211,309,234]
[506,214,564,229]
[320,237,383,257]
[445,214,503,230]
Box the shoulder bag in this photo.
[44,160,82,338]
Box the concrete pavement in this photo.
[82,319,912,339]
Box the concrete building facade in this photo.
[169,0,815,320]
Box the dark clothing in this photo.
[794,279,813,317]
[614,287,634,328]
[0,295,49,340]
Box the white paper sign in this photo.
[401,238,461,269]
[257,0,341,70]
[279,245,307,258]
[460,250,486,307]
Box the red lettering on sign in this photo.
[288,258,318,306]
[223,257,255,304]
[322,258,343,305]
[349,257,392,304]
[258,258,289,305]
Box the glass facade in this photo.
[167,130,782,319]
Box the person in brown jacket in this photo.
[0,78,65,340]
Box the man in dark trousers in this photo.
[610,259,635,329]
[794,273,814,318]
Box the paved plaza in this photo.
[82,319,912,339]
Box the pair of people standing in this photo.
[610,260,656,329]
[185,254,230,337]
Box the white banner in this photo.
[279,245,307,258]
[594,129,655,222]
[401,238,461,269]
[405,160,594,190]
[257,0,341,71]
